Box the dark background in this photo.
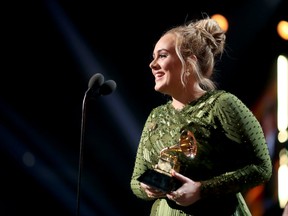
[1,0,287,215]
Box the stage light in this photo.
[277,55,288,143]
[277,20,288,40]
[211,14,229,32]
[278,148,288,208]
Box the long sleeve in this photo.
[130,112,158,200]
[199,92,272,197]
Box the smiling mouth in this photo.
[154,72,165,81]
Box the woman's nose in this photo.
[149,59,157,69]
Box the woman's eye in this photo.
[159,54,167,58]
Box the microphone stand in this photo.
[75,76,116,216]
[76,90,89,216]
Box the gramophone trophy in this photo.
[138,129,197,193]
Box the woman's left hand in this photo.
[166,170,201,206]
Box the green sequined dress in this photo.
[130,90,272,216]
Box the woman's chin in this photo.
[154,85,167,94]
[154,85,162,92]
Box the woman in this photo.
[130,16,272,215]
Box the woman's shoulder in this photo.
[202,90,248,111]
[208,90,240,102]
[209,90,250,112]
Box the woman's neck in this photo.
[171,88,206,110]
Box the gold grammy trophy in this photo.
[138,129,198,192]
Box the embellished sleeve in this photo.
[130,110,156,200]
[200,92,272,198]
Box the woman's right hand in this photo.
[140,182,166,199]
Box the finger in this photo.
[147,193,154,198]
[171,170,189,182]
[167,190,184,201]
[140,183,155,191]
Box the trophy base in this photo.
[137,169,181,193]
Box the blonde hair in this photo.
[163,17,226,90]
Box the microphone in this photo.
[87,73,117,97]
[87,73,104,94]
[99,80,117,96]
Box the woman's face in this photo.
[149,33,183,96]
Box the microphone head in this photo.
[99,80,117,95]
[88,73,104,89]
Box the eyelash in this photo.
[159,54,167,58]
[151,53,167,62]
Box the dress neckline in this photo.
[168,90,214,112]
